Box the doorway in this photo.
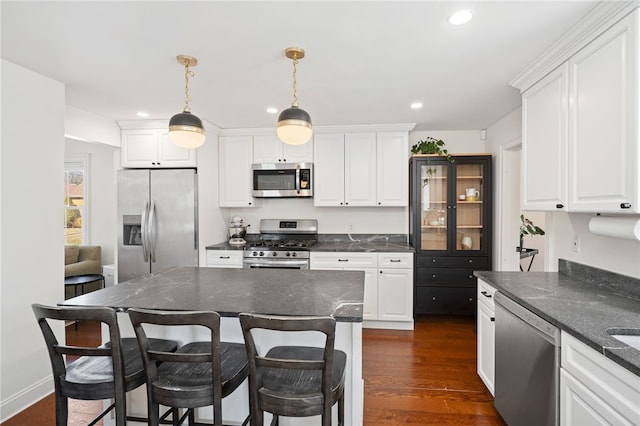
[498,140,545,272]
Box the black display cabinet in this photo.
[409,154,493,315]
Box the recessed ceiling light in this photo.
[266,107,278,114]
[449,9,473,26]
[411,102,423,109]
[136,111,149,118]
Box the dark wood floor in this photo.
[4,316,505,425]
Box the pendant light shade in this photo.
[278,47,312,145]
[277,105,312,145]
[168,55,205,149]
[169,111,205,149]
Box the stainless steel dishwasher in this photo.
[494,291,560,426]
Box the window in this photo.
[64,155,88,244]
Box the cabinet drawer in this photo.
[477,279,497,310]
[416,267,476,286]
[378,252,413,268]
[206,250,243,268]
[415,286,476,315]
[418,256,489,268]
[310,252,377,269]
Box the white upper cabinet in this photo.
[568,12,638,213]
[376,132,409,206]
[313,133,346,206]
[252,134,313,164]
[313,131,408,207]
[516,6,640,213]
[218,135,256,207]
[344,133,377,206]
[522,63,569,211]
[121,129,196,168]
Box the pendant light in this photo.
[168,55,205,149]
[277,47,312,145]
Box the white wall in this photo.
[65,105,121,147]
[1,60,65,421]
[410,130,486,154]
[65,139,118,265]
[486,108,640,278]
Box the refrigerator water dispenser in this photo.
[123,215,142,245]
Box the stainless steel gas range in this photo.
[243,219,317,269]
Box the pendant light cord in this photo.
[183,60,194,113]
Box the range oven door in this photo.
[243,257,309,270]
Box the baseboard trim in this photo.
[0,376,53,423]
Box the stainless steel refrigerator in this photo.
[117,169,198,282]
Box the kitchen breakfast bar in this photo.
[61,266,365,425]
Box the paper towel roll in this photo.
[588,216,640,240]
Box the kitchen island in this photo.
[61,266,365,425]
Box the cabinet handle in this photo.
[620,203,632,209]
[220,256,230,259]
[432,274,437,278]
[556,203,564,209]
[468,275,474,279]
[248,202,252,206]
[380,270,383,274]
[490,317,495,322]
[338,259,349,262]
[390,259,401,263]
[432,259,437,263]
[481,291,492,298]
[345,202,349,205]
[468,259,473,263]
[432,296,437,301]
[468,298,473,302]
[378,202,381,205]
[340,202,343,205]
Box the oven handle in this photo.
[243,258,309,268]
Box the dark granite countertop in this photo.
[475,260,640,377]
[62,267,364,322]
[206,234,414,253]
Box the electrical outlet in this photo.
[572,235,580,253]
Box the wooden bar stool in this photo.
[239,313,346,426]
[128,308,250,426]
[32,303,179,426]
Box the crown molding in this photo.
[219,123,417,137]
[510,1,639,93]
[117,119,222,135]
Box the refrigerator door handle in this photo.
[141,200,150,262]
[148,199,157,263]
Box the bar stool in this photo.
[128,308,250,426]
[239,313,346,426]
[32,303,179,426]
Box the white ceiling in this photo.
[1,1,600,132]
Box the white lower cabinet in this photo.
[310,251,413,329]
[476,279,496,396]
[205,250,243,268]
[560,331,640,426]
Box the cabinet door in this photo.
[569,12,638,213]
[477,301,495,396]
[344,133,377,206]
[121,129,160,167]
[157,129,197,167]
[376,132,408,206]
[313,134,345,206]
[219,136,256,207]
[454,157,491,255]
[414,157,450,252]
[282,137,313,163]
[522,63,568,211]
[347,267,378,320]
[378,268,413,321]
[252,134,282,163]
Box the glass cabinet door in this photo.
[455,161,486,252]
[419,163,448,251]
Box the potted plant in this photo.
[411,137,454,185]
[519,214,545,252]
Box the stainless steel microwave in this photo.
[252,163,313,198]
